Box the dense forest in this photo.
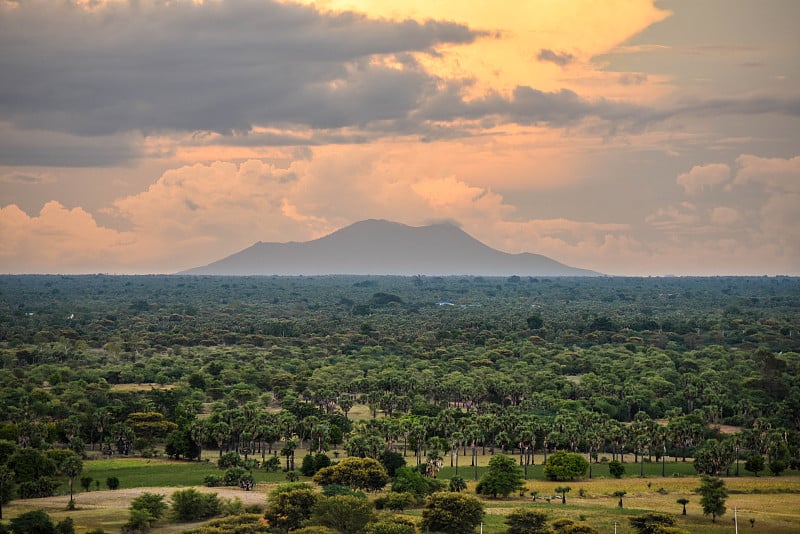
[0,275,798,532]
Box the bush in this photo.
[301,453,333,476]
[181,514,269,534]
[374,491,416,511]
[122,509,154,533]
[448,475,467,492]
[629,512,677,534]
[217,452,243,469]
[10,509,56,534]
[80,476,93,492]
[543,451,589,481]
[171,488,221,521]
[262,456,281,472]
[265,484,318,531]
[130,492,168,521]
[322,483,359,497]
[309,494,376,533]
[18,476,58,499]
[505,508,550,534]
[204,474,222,487]
[362,519,417,534]
[55,517,75,534]
[222,466,249,486]
[313,457,389,492]
[391,466,445,498]
[769,459,787,476]
[106,476,120,490]
[609,460,625,478]
[421,492,485,534]
[379,450,406,477]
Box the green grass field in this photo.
[5,454,799,534]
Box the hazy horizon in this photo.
[1,1,798,276]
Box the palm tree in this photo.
[61,455,83,507]
[555,486,571,504]
[677,498,689,515]
[189,419,209,461]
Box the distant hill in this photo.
[180,219,600,276]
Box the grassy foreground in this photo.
[3,456,799,533]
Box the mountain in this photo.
[180,219,600,276]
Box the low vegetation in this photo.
[0,274,798,532]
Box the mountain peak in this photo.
[181,220,599,276]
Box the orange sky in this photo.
[0,0,798,275]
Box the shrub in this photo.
[55,517,75,534]
[505,508,550,534]
[421,492,485,534]
[309,494,376,533]
[10,509,56,534]
[379,450,406,477]
[374,491,416,511]
[217,452,243,469]
[629,512,677,534]
[18,477,58,499]
[362,518,417,534]
[171,488,221,521]
[448,475,467,492]
[106,476,120,490]
[80,476,93,492]
[203,474,222,487]
[122,508,154,533]
[262,456,281,472]
[391,466,445,498]
[130,492,168,521]
[769,459,787,476]
[182,514,269,534]
[222,466,250,486]
[543,451,589,481]
[265,484,318,531]
[313,457,389,492]
[609,460,625,478]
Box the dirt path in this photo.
[4,485,269,533]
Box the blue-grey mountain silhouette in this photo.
[181,219,599,276]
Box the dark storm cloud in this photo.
[0,0,480,137]
[537,48,575,66]
[415,85,641,127]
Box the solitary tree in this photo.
[476,454,525,498]
[697,476,727,523]
[554,486,572,504]
[677,497,689,515]
[60,455,83,508]
[744,454,764,477]
[613,490,627,508]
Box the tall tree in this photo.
[476,454,525,498]
[697,475,728,523]
[60,454,83,506]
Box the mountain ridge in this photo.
[180,219,600,276]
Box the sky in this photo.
[0,0,798,276]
